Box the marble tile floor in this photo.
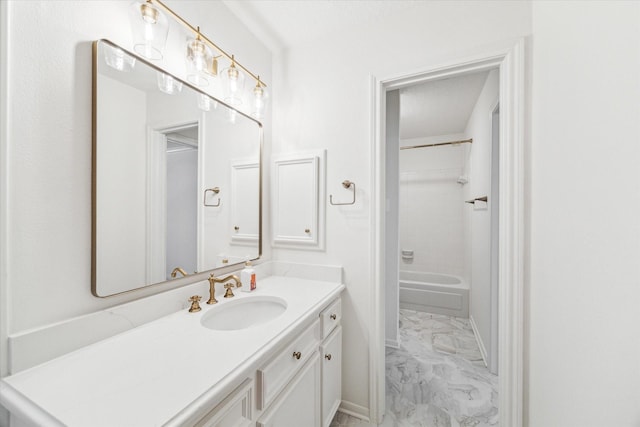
[331,309,498,427]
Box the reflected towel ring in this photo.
[204,187,221,207]
[329,180,356,206]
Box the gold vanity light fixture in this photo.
[130,0,268,117]
[252,77,267,119]
[221,55,245,106]
[129,0,169,60]
[185,27,216,87]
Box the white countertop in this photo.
[0,276,344,427]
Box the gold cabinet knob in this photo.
[325,354,332,361]
[292,351,302,360]
[234,226,240,231]
[188,295,202,313]
[305,228,310,233]
[330,314,337,320]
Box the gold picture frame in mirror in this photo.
[92,39,262,297]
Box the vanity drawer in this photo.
[257,319,320,410]
[320,298,341,339]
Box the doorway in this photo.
[165,126,199,279]
[385,69,500,424]
[146,121,201,283]
[370,41,525,426]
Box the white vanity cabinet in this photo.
[0,277,344,427]
[251,296,342,427]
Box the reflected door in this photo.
[166,132,198,278]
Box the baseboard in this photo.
[469,315,488,368]
[385,338,399,349]
[338,401,370,422]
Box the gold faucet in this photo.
[207,274,242,304]
[171,267,188,278]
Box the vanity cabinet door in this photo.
[257,352,321,427]
[194,379,253,427]
[321,326,342,427]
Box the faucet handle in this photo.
[188,295,202,313]
[224,283,235,298]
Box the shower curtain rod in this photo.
[400,138,473,150]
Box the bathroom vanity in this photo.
[0,276,344,427]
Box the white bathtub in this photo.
[399,271,469,318]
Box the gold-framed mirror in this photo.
[92,39,261,297]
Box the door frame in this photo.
[146,121,200,283]
[369,39,526,426]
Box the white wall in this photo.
[399,135,467,278]
[464,70,499,365]
[95,75,148,293]
[1,0,271,375]
[271,2,532,416]
[200,109,261,265]
[529,2,640,425]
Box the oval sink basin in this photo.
[200,296,287,331]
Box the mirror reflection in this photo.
[92,39,261,297]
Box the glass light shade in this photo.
[157,71,183,95]
[129,1,169,60]
[252,83,268,120]
[186,36,212,87]
[103,45,136,72]
[221,62,245,106]
[197,94,218,111]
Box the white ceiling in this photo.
[223,0,430,52]
[225,1,491,140]
[399,71,490,140]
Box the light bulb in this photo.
[186,34,211,86]
[228,64,239,92]
[221,58,244,106]
[252,80,267,119]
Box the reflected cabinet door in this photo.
[271,150,325,249]
[230,161,260,244]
